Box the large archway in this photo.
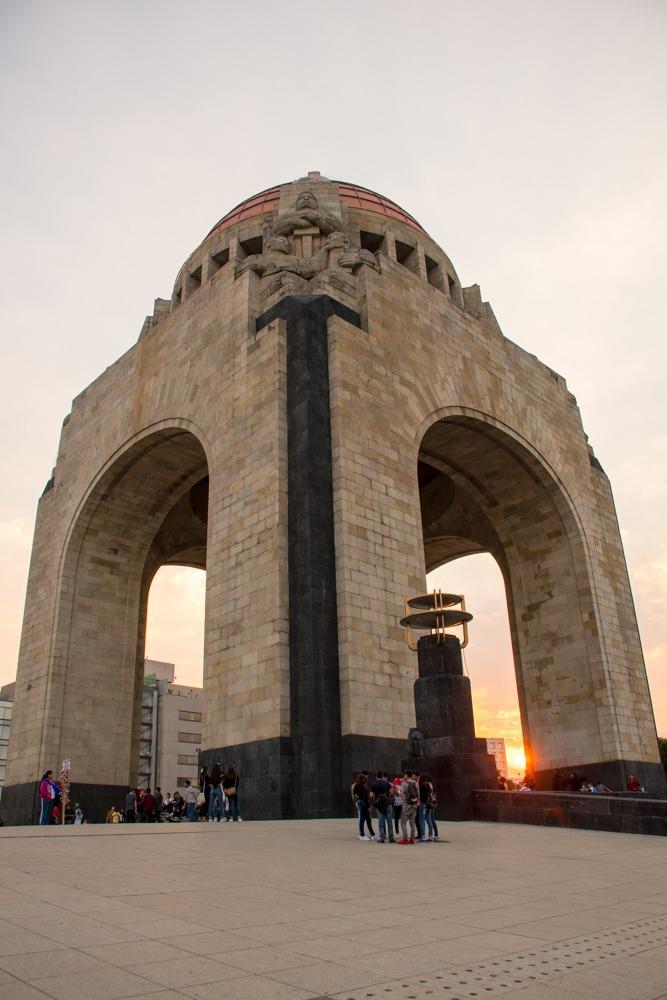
[45,426,209,796]
[418,412,604,782]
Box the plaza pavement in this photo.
[0,820,665,1000]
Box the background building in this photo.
[0,682,15,797]
[138,660,203,795]
[486,738,508,779]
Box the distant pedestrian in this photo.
[38,770,56,826]
[154,787,163,822]
[370,770,394,843]
[208,764,224,822]
[184,781,198,821]
[392,775,404,837]
[125,788,137,823]
[223,766,241,821]
[142,789,156,822]
[74,803,83,825]
[419,773,437,841]
[353,773,373,840]
[398,770,418,844]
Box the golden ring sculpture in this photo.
[400,590,472,651]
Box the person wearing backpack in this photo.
[370,771,395,843]
[398,770,418,843]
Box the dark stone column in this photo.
[404,633,497,820]
[257,295,361,817]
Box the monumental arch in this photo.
[4,171,663,823]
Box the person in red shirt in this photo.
[142,789,156,821]
[626,775,642,791]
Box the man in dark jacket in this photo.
[370,771,394,843]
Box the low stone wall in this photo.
[473,789,667,836]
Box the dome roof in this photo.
[206,174,425,239]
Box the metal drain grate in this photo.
[332,914,667,1000]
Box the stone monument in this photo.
[3,171,664,823]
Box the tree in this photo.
[658,738,667,774]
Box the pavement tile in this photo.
[125,957,246,988]
[264,959,389,993]
[0,935,67,958]
[143,930,255,956]
[281,936,373,961]
[82,941,196,968]
[119,920,207,941]
[0,950,111,982]
[180,976,316,999]
[213,944,320,974]
[0,984,59,1000]
[30,967,159,999]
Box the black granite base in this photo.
[535,759,667,798]
[0,780,130,826]
[200,734,409,820]
[199,737,294,820]
[404,750,497,821]
[473,789,667,836]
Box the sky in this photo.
[1,1,666,767]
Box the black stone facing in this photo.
[402,634,496,819]
[473,789,667,836]
[413,634,476,740]
[256,296,361,819]
[0,781,39,826]
[341,734,407,812]
[0,780,130,826]
[199,737,294,819]
[536,759,667,798]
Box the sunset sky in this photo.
[1,2,665,768]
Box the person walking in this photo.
[370,771,395,843]
[154,787,163,822]
[398,770,419,844]
[38,770,56,826]
[223,766,241,821]
[74,803,83,825]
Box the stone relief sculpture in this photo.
[408,727,425,758]
[236,192,380,282]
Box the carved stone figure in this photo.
[237,235,312,280]
[272,190,344,238]
[408,727,425,757]
[236,193,379,282]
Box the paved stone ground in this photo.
[0,820,665,1000]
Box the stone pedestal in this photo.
[402,634,496,820]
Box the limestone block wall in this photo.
[330,258,659,772]
[6,262,289,788]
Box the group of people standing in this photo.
[116,765,242,824]
[352,770,439,844]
